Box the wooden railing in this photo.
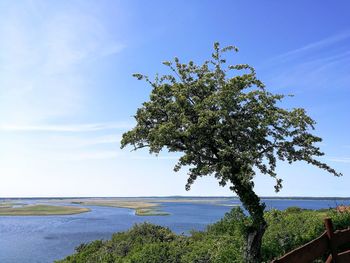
[272,218,350,263]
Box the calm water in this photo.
[1,198,350,263]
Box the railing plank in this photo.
[325,218,338,262]
[272,231,328,263]
[334,228,350,248]
[337,249,350,263]
[272,218,350,263]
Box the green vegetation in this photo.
[135,208,170,216]
[57,207,350,263]
[0,202,25,208]
[69,199,170,216]
[0,202,13,208]
[0,204,90,216]
[120,42,341,262]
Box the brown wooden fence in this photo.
[272,218,350,263]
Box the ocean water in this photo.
[0,198,349,263]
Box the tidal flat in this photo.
[69,199,165,216]
[65,197,231,216]
[66,197,230,206]
[70,199,159,209]
[0,204,90,216]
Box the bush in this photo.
[56,208,350,263]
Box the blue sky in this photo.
[0,0,349,197]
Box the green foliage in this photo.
[127,243,174,263]
[283,206,305,213]
[262,209,325,261]
[121,42,341,195]
[120,43,341,261]
[57,208,350,263]
[207,207,248,237]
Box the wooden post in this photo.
[325,218,338,262]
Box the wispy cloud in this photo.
[61,150,120,161]
[270,31,350,63]
[0,122,132,133]
[131,155,181,160]
[0,131,124,162]
[0,1,125,124]
[327,157,350,164]
[41,134,122,149]
[263,31,350,92]
[74,134,122,146]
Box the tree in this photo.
[120,43,341,262]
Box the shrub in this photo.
[57,208,350,263]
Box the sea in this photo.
[1,197,350,263]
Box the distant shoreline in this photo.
[1,196,350,200]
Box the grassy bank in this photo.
[135,208,170,216]
[70,199,170,216]
[56,207,350,263]
[0,204,90,216]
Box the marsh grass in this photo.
[0,204,90,216]
[135,208,170,216]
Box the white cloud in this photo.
[131,155,180,160]
[36,134,123,149]
[0,1,125,124]
[0,122,132,133]
[270,30,350,63]
[327,157,350,164]
[262,31,350,92]
[60,150,120,161]
[73,134,122,146]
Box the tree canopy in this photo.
[121,42,340,191]
[121,42,341,262]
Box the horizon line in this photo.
[1,195,350,199]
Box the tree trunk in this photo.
[230,171,267,263]
[244,222,266,263]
